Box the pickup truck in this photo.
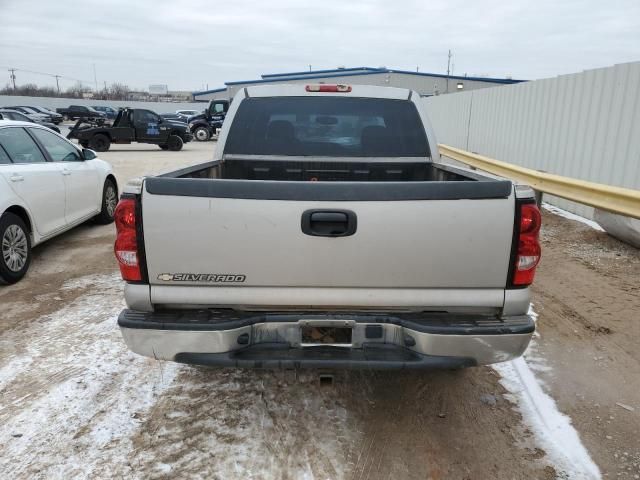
[56,105,106,122]
[186,100,229,141]
[115,84,541,370]
[68,108,192,151]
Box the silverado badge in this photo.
[157,273,246,283]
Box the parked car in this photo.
[160,113,188,123]
[29,106,64,124]
[0,109,60,133]
[67,108,193,151]
[92,105,118,120]
[0,120,117,283]
[115,84,541,370]
[4,106,52,123]
[56,105,106,122]
[2,107,51,123]
[175,109,201,118]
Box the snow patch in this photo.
[542,203,604,231]
[0,274,179,478]
[494,305,601,480]
[1,273,356,479]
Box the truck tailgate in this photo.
[141,179,515,309]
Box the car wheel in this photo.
[0,213,31,284]
[95,179,118,224]
[193,126,210,142]
[167,135,183,151]
[89,134,111,152]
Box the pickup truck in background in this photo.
[67,108,193,151]
[56,105,106,122]
[186,99,229,141]
[115,84,541,370]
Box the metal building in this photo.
[192,67,525,102]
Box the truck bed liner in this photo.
[147,160,511,201]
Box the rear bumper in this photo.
[118,310,535,369]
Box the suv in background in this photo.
[92,106,118,120]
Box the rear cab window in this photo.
[0,127,47,163]
[224,97,430,157]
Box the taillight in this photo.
[114,198,142,281]
[512,203,542,286]
[305,84,352,93]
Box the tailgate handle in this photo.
[302,209,357,237]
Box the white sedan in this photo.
[0,120,117,283]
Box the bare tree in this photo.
[108,83,130,100]
[65,81,92,98]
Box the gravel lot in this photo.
[0,138,638,479]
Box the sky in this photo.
[0,0,638,92]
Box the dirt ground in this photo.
[0,140,638,479]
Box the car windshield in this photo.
[224,97,429,157]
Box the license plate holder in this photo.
[300,326,352,346]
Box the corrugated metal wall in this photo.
[424,62,640,218]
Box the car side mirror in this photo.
[82,148,97,160]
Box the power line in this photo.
[0,65,93,86]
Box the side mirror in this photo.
[82,148,97,160]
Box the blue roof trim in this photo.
[192,87,227,96]
[261,67,381,79]
[225,69,525,87]
[386,69,526,84]
[225,70,389,86]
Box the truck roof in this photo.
[245,84,414,100]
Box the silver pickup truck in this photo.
[114,84,541,370]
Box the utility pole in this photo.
[309,64,312,72]
[93,63,98,92]
[446,49,452,93]
[54,75,61,94]
[9,69,16,90]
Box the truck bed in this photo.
[146,159,512,203]
[163,158,490,183]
